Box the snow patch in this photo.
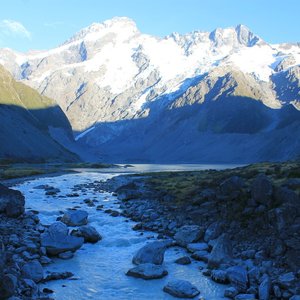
[75,126,95,141]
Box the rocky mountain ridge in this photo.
[0,17,299,162]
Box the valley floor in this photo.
[0,161,299,299]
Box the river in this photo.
[14,165,236,299]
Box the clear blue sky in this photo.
[0,0,299,52]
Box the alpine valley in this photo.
[0,17,300,163]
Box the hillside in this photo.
[0,65,79,162]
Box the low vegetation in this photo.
[0,161,116,181]
[145,161,300,205]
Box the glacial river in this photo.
[14,165,235,299]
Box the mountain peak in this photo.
[235,24,260,46]
[209,24,261,47]
[64,17,139,45]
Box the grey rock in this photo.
[43,271,74,282]
[58,251,74,259]
[0,184,25,218]
[211,270,228,284]
[277,272,295,289]
[126,263,168,280]
[273,285,281,298]
[191,250,209,262]
[274,186,299,206]
[175,256,191,265]
[208,234,232,268]
[132,241,170,265]
[71,225,102,243]
[251,174,273,205]
[227,266,248,292]
[163,280,200,298]
[204,221,223,242]
[241,250,256,259]
[234,294,256,300]
[220,176,245,196]
[21,260,44,283]
[259,274,271,300]
[224,287,238,298]
[174,225,204,247]
[40,256,52,265]
[41,221,84,255]
[61,210,88,226]
[0,274,17,299]
[187,242,209,253]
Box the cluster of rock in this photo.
[0,183,101,299]
[126,240,200,298]
[100,168,300,299]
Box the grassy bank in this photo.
[140,161,300,205]
[0,161,117,181]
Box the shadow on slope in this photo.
[0,104,79,162]
[77,96,300,164]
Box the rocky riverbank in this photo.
[96,161,300,299]
[0,182,102,299]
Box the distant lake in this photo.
[72,163,246,174]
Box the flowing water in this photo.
[14,167,233,299]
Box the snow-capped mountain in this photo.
[0,17,299,163]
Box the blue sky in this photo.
[0,0,299,52]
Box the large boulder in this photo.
[0,274,17,299]
[226,266,248,292]
[251,174,273,205]
[204,222,223,242]
[163,280,200,298]
[0,183,25,217]
[41,222,84,255]
[126,263,168,280]
[61,210,88,226]
[220,176,245,196]
[132,241,170,265]
[208,234,232,269]
[21,260,44,283]
[71,225,102,243]
[174,225,204,247]
[259,274,271,300]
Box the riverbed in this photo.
[14,170,228,300]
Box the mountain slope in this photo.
[0,17,299,163]
[0,65,79,162]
